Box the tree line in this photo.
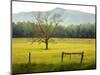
[12,22,95,38]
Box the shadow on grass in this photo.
[12,63,96,75]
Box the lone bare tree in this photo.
[32,12,62,50]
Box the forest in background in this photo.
[12,22,96,38]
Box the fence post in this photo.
[29,52,31,64]
[70,54,72,64]
[80,51,84,64]
[61,52,64,62]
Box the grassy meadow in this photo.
[12,38,96,74]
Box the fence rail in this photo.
[61,51,84,64]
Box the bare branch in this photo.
[48,14,62,39]
[33,12,45,34]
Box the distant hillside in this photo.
[12,7,95,25]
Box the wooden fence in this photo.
[28,51,84,64]
[61,51,84,64]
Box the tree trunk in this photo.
[45,39,48,50]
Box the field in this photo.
[12,38,96,74]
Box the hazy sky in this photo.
[12,1,95,14]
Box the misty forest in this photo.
[12,22,95,38]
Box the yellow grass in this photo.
[12,38,96,65]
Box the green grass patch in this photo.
[12,62,96,74]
